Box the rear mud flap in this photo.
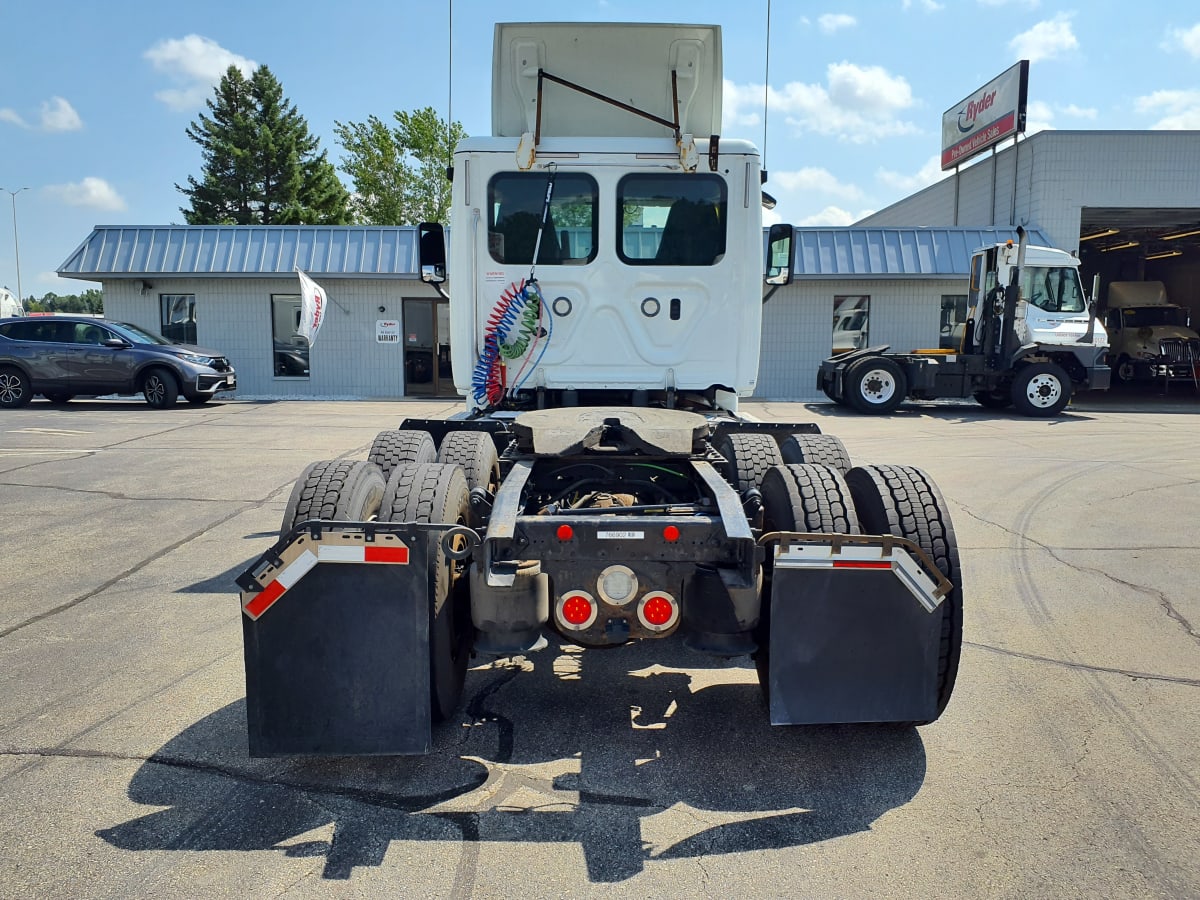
[237,523,474,756]
[765,537,949,725]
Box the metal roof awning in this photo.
[57,226,422,280]
[789,226,1051,279]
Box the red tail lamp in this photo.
[637,591,679,632]
[556,524,574,541]
[662,525,680,543]
[557,590,597,630]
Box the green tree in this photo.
[24,290,103,314]
[178,65,350,225]
[334,107,465,224]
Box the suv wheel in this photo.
[142,368,179,408]
[0,366,33,409]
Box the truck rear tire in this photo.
[1010,362,1071,417]
[715,432,783,494]
[845,357,907,414]
[368,429,437,481]
[437,430,501,494]
[280,459,387,534]
[756,463,861,700]
[845,464,962,721]
[380,462,472,722]
[779,433,852,474]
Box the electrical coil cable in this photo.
[471,164,559,409]
[472,279,551,406]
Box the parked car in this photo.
[0,316,236,409]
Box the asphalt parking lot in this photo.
[1,394,1198,898]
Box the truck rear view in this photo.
[236,22,964,756]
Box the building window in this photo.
[160,294,196,344]
[618,173,727,265]
[271,294,310,377]
[832,295,869,354]
[487,172,598,265]
[941,294,968,350]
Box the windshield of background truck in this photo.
[1121,307,1188,328]
[1021,266,1086,313]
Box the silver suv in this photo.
[0,316,237,409]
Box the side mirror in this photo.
[103,338,131,349]
[765,223,795,286]
[417,222,447,284]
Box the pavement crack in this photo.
[0,501,260,641]
[958,504,1200,648]
[0,746,486,814]
[964,641,1200,687]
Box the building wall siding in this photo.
[755,277,961,400]
[103,277,444,398]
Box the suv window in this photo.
[0,320,72,342]
[67,322,113,345]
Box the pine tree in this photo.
[178,65,350,225]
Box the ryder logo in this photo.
[957,90,997,133]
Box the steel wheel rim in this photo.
[859,368,896,403]
[1025,373,1062,408]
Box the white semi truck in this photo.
[817,234,1111,415]
[237,23,962,756]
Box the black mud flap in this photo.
[765,536,949,725]
[237,522,475,756]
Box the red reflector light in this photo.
[662,525,680,543]
[642,595,674,626]
[561,594,594,626]
[556,524,574,541]
[832,560,892,570]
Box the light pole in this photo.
[2,187,30,305]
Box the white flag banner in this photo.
[296,269,328,345]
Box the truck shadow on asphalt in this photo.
[96,642,926,884]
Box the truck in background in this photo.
[235,22,964,757]
[1103,281,1200,384]
[816,231,1110,416]
[0,288,24,319]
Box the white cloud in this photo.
[1061,103,1097,119]
[979,0,1039,6]
[1010,14,1078,63]
[45,177,127,212]
[1164,23,1200,58]
[1136,89,1200,129]
[818,13,856,34]
[798,205,876,227]
[876,155,947,193]
[0,98,82,131]
[726,62,917,144]
[903,0,945,11]
[40,97,82,132]
[774,167,863,201]
[144,35,256,111]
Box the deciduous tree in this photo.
[335,107,465,224]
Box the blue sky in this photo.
[3,0,1199,297]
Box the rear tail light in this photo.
[637,591,679,632]
[557,591,597,630]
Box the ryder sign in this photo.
[941,61,1028,170]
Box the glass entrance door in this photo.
[403,298,454,396]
